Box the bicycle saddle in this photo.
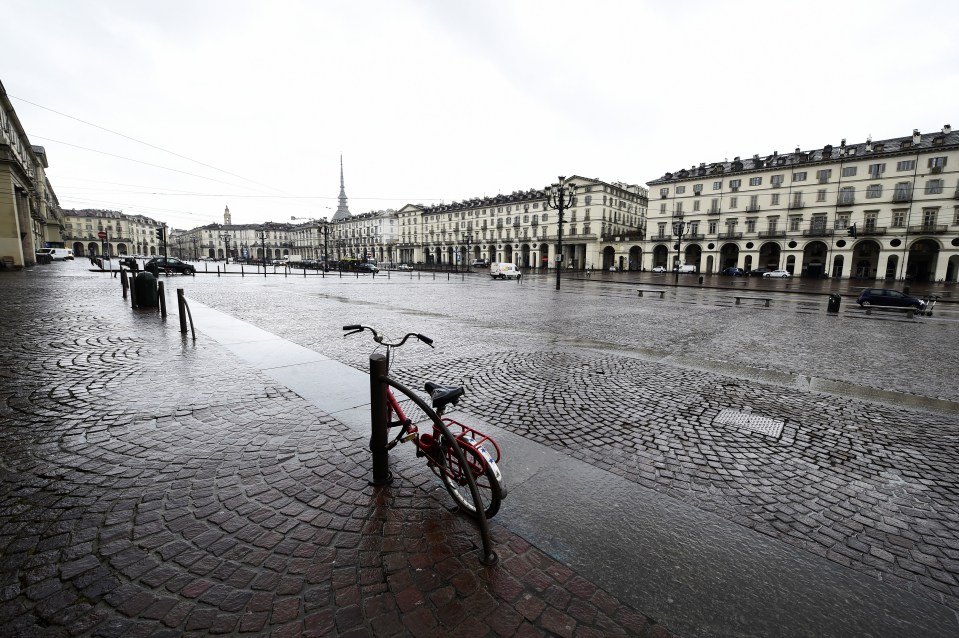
[425,382,465,410]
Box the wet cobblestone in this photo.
[0,266,675,636]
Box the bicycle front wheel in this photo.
[437,437,502,520]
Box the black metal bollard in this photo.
[177,289,187,333]
[157,281,167,317]
[827,293,841,313]
[120,269,129,299]
[369,353,393,486]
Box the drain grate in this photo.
[714,409,784,439]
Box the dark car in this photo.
[748,268,771,277]
[721,267,744,276]
[856,288,925,309]
[119,257,139,271]
[144,257,196,276]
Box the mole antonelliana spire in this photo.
[332,155,352,221]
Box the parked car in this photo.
[721,267,745,276]
[357,263,379,273]
[651,266,666,273]
[856,288,926,309]
[118,257,139,270]
[748,268,771,277]
[37,247,74,261]
[144,257,196,275]
[675,264,697,273]
[471,259,489,268]
[396,264,413,271]
[763,269,791,278]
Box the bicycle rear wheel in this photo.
[437,436,502,520]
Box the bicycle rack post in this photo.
[157,281,167,317]
[177,288,187,333]
[369,353,393,486]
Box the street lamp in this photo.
[191,237,198,261]
[255,229,267,277]
[462,231,473,272]
[673,214,690,284]
[219,232,231,264]
[544,176,575,291]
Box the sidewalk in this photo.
[0,270,673,637]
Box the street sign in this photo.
[97,231,107,239]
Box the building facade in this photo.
[61,209,165,258]
[646,126,959,282]
[1,80,62,268]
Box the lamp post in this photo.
[255,229,267,277]
[219,232,231,264]
[673,214,690,284]
[191,237,198,261]
[462,231,473,272]
[544,176,575,291]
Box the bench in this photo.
[734,296,772,307]
[637,289,665,299]
[865,306,917,318]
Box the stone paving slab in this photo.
[0,267,675,637]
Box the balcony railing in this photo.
[718,232,743,239]
[908,224,948,234]
[788,201,805,209]
[802,229,834,237]
[892,192,913,203]
[707,207,720,214]
[684,233,705,241]
[838,195,855,205]
[859,226,887,236]
[746,205,761,212]
[758,230,786,238]
[654,234,673,241]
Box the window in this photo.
[676,202,683,214]
[892,210,906,227]
[817,189,827,202]
[749,195,759,210]
[584,195,592,205]
[841,166,857,177]
[708,221,717,234]
[749,177,762,186]
[771,193,780,205]
[767,217,779,233]
[693,184,703,195]
[710,198,720,213]
[865,211,878,231]
[542,213,548,221]
[660,203,667,214]
[676,186,686,194]
[866,184,882,199]
[693,200,700,212]
[789,216,801,231]
[817,169,832,182]
[954,207,959,225]
[793,171,807,182]
[835,214,850,230]
[868,163,886,178]
[746,219,756,233]
[922,208,938,226]
[897,159,916,172]
[929,156,948,172]
[925,179,944,194]
[660,187,669,198]
[893,182,913,201]
[771,174,784,187]
[839,186,855,205]
[730,196,738,208]
[791,191,803,207]
[712,181,722,190]
[729,179,741,190]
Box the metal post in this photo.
[369,353,392,486]
[120,269,129,299]
[177,289,187,333]
[157,281,167,317]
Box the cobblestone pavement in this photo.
[0,266,674,637]
[170,267,959,615]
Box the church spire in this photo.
[332,154,352,221]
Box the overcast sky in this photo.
[3,0,958,229]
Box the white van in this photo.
[36,248,74,261]
[676,264,696,273]
[489,263,522,280]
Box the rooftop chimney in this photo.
[913,129,921,144]
[865,135,873,152]
[944,124,952,134]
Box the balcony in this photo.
[908,224,948,234]
[684,233,705,241]
[513,221,521,227]
[746,205,761,212]
[788,201,805,210]
[859,226,887,236]
[531,219,539,226]
[802,228,834,237]
[837,195,856,206]
[707,207,721,215]
[758,231,786,238]
[892,192,913,203]
[718,232,743,239]
[654,234,673,241]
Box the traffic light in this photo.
[156,227,165,241]
[847,224,857,238]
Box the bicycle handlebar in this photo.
[342,324,434,348]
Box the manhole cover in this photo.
[714,409,784,439]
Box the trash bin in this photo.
[134,272,159,307]
[827,293,841,313]
[698,275,704,284]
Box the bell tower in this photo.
[224,205,232,225]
